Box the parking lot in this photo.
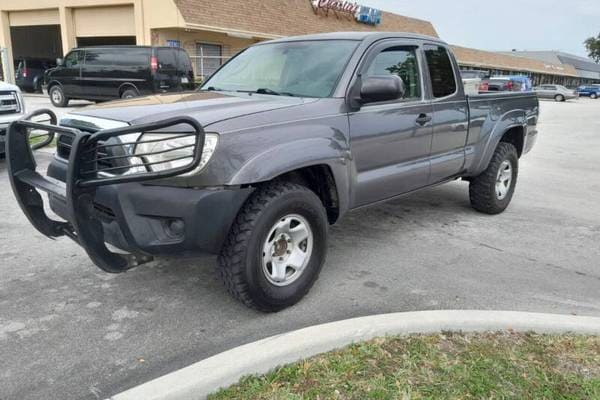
[1,97,599,400]
[21,93,94,120]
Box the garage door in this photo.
[74,5,135,37]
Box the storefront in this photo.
[0,0,583,85]
[453,46,580,87]
[0,0,438,81]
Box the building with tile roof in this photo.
[0,0,591,87]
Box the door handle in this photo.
[415,114,432,126]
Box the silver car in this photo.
[534,84,578,102]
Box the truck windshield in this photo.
[201,40,359,98]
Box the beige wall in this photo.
[0,0,187,81]
[154,28,258,78]
[154,28,255,57]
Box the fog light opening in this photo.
[165,218,185,239]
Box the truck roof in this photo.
[266,31,447,45]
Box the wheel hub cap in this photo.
[495,160,513,200]
[262,214,313,287]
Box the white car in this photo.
[0,82,25,156]
[0,81,26,156]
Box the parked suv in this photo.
[46,46,195,107]
[15,58,54,93]
[460,70,490,94]
[534,84,578,102]
[488,76,532,92]
[576,85,600,99]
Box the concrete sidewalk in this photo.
[110,310,600,400]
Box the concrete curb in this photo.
[109,310,600,400]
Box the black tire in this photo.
[469,142,519,215]
[554,94,565,102]
[591,93,598,99]
[49,85,69,107]
[217,182,328,312]
[121,88,138,99]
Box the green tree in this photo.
[584,34,600,63]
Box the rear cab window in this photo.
[157,48,177,71]
[424,45,457,98]
[176,49,193,73]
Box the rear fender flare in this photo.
[474,110,527,174]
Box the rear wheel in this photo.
[217,182,328,312]
[591,93,598,99]
[469,143,519,215]
[554,94,565,102]
[121,88,139,99]
[49,85,69,107]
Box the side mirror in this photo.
[360,75,405,104]
[56,58,64,67]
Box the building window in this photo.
[196,43,223,79]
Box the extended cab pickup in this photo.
[7,32,539,311]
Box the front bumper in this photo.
[1,116,25,153]
[6,109,230,273]
[47,170,252,256]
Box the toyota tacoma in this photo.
[7,32,539,311]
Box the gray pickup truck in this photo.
[7,32,539,311]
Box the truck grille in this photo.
[0,91,20,115]
[57,134,132,174]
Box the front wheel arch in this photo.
[272,164,340,224]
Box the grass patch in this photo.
[210,332,599,400]
[28,133,56,148]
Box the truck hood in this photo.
[0,80,20,92]
[69,91,318,129]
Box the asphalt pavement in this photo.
[1,97,599,400]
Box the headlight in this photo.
[134,132,219,173]
[17,91,26,114]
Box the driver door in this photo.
[348,41,433,207]
[57,50,84,98]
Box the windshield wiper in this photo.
[237,88,297,97]
[256,88,283,96]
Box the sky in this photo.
[362,0,599,58]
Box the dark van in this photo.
[46,46,195,107]
[15,58,55,93]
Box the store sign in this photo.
[310,0,382,25]
[544,64,565,71]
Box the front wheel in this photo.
[217,182,328,312]
[469,142,519,215]
[554,94,565,102]
[591,93,598,99]
[49,85,69,107]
